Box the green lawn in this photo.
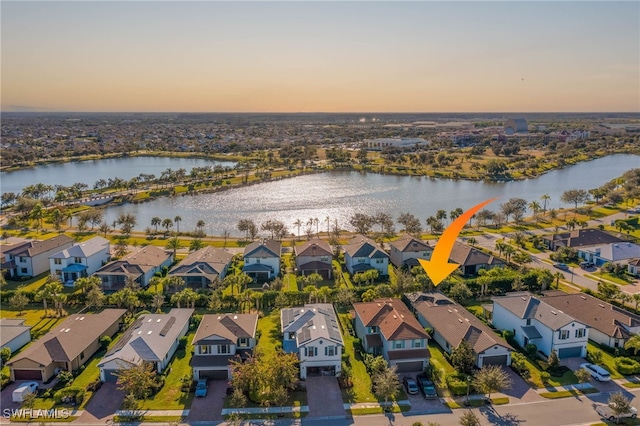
[517,356,578,388]
[427,341,455,396]
[588,342,623,379]
[586,272,633,286]
[284,274,299,292]
[3,273,50,292]
[138,332,195,410]
[255,312,281,356]
[338,313,376,403]
[540,388,598,399]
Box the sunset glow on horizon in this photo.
[1,1,638,113]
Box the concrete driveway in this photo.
[187,380,226,422]
[499,366,543,403]
[305,376,345,418]
[399,374,450,415]
[1,382,23,414]
[76,382,124,423]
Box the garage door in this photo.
[395,361,423,373]
[102,369,119,382]
[481,355,509,366]
[558,347,582,358]
[198,369,229,380]
[13,369,42,381]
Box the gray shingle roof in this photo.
[169,246,233,278]
[344,235,389,260]
[193,314,258,345]
[243,240,281,258]
[49,236,109,260]
[492,293,579,330]
[280,304,343,347]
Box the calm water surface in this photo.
[99,154,639,236]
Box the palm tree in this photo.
[633,294,640,313]
[166,236,182,257]
[541,194,551,213]
[293,219,302,241]
[196,220,206,234]
[553,272,563,289]
[152,293,165,312]
[162,218,173,234]
[529,201,541,222]
[151,217,161,233]
[174,216,182,234]
[624,334,640,355]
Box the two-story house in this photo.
[98,308,193,382]
[2,235,74,278]
[294,239,333,279]
[388,235,432,269]
[191,313,258,380]
[492,293,588,359]
[408,292,513,368]
[49,236,110,286]
[353,298,430,372]
[281,304,344,379]
[543,290,640,349]
[95,245,173,291]
[242,240,281,282]
[344,235,389,277]
[168,246,233,290]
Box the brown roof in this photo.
[353,298,429,341]
[448,241,504,267]
[193,314,258,345]
[543,229,624,248]
[389,234,431,253]
[294,239,332,258]
[543,291,640,339]
[10,235,74,257]
[7,309,125,367]
[169,246,232,277]
[414,302,512,355]
[96,245,171,276]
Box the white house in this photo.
[190,313,258,380]
[492,293,588,359]
[344,235,389,277]
[629,259,640,277]
[353,298,430,372]
[2,235,74,278]
[0,318,31,355]
[242,240,281,282]
[409,293,513,368]
[49,236,110,286]
[388,235,432,269]
[98,308,193,382]
[281,304,344,379]
[579,242,640,267]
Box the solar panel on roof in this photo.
[159,316,176,336]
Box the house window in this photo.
[74,257,82,264]
[326,346,336,356]
[394,341,404,349]
[238,338,249,348]
[256,259,261,264]
[575,328,586,338]
[201,345,210,354]
[526,319,531,326]
[219,345,230,354]
[558,330,570,340]
[375,259,383,264]
[21,268,28,274]
[368,326,379,334]
[80,351,85,360]
[358,258,366,263]
[413,339,422,348]
[321,256,329,262]
[19,257,26,263]
[55,271,62,277]
[305,347,317,357]
[54,258,62,265]
[288,332,296,340]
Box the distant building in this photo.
[504,118,528,135]
[364,137,429,151]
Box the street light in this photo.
[465,375,472,406]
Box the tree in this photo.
[174,215,182,234]
[541,194,551,213]
[448,282,472,304]
[117,213,137,237]
[561,189,589,213]
[574,368,591,391]
[624,334,640,355]
[472,365,512,401]
[86,286,106,309]
[547,349,560,371]
[450,340,476,375]
[608,392,633,424]
[459,410,481,426]
[189,238,204,252]
[9,292,29,315]
[161,218,174,234]
[0,347,11,364]
[74,276,101,294]
[152,293,165,312]
[166,236,182,257]
[151,217,161,233]
[115,361,160,400]
[373,365,400,408]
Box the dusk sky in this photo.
[1,1,638,113]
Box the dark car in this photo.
[580,261,594,269]
[402,376,419,395]
[416,374,438,399]
[553,262,569,270]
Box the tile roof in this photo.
[193,313,258,345]
[7,309,125,368]
[353,298,429,341]
[492,292,580,330]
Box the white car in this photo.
[580,363,611,381]
[596,404,638,421]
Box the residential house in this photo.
[49,236,110,286]
[0,318,31,355]
[388,235,432,269]
[629,259,640,277]
[98,308,193,382]
[1,235,74,278]
[542,229,623,251]
[492,293,588,359]
[408,292,513,367]
[281,304,344,379]
[578,242,640,267]
[168,246,233,290]
[95,245,173,291]
[294,239,333,279]
[344,235,389,277]
[242,240,281,282]
[353,298,430,372]
[543,291,640,349]
[190,313,258,380]
[6,309,126,381]
[449,241,505,276]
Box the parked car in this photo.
[416,374,438,399]
[580,363,611,382]
[595,403,638,420]
[579,261,594,269]
[553,263,569,270]
[12,382,38,403]
[402,376,419,395]
[195,379,208,397]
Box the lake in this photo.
[96,154,639,236]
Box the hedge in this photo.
[615,357,640,375]
[446,373,472,396]
[53,386,85,405]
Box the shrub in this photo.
[86,379,102,392]
[178,336,188,350]
[540,372,551,384]
[57,371,74,387]
[99,335,112,350]
[615,357,640,375]
[525,343,538,359]
[446,373,471,396]
[53,386,85,405]
[587,349,603,365]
